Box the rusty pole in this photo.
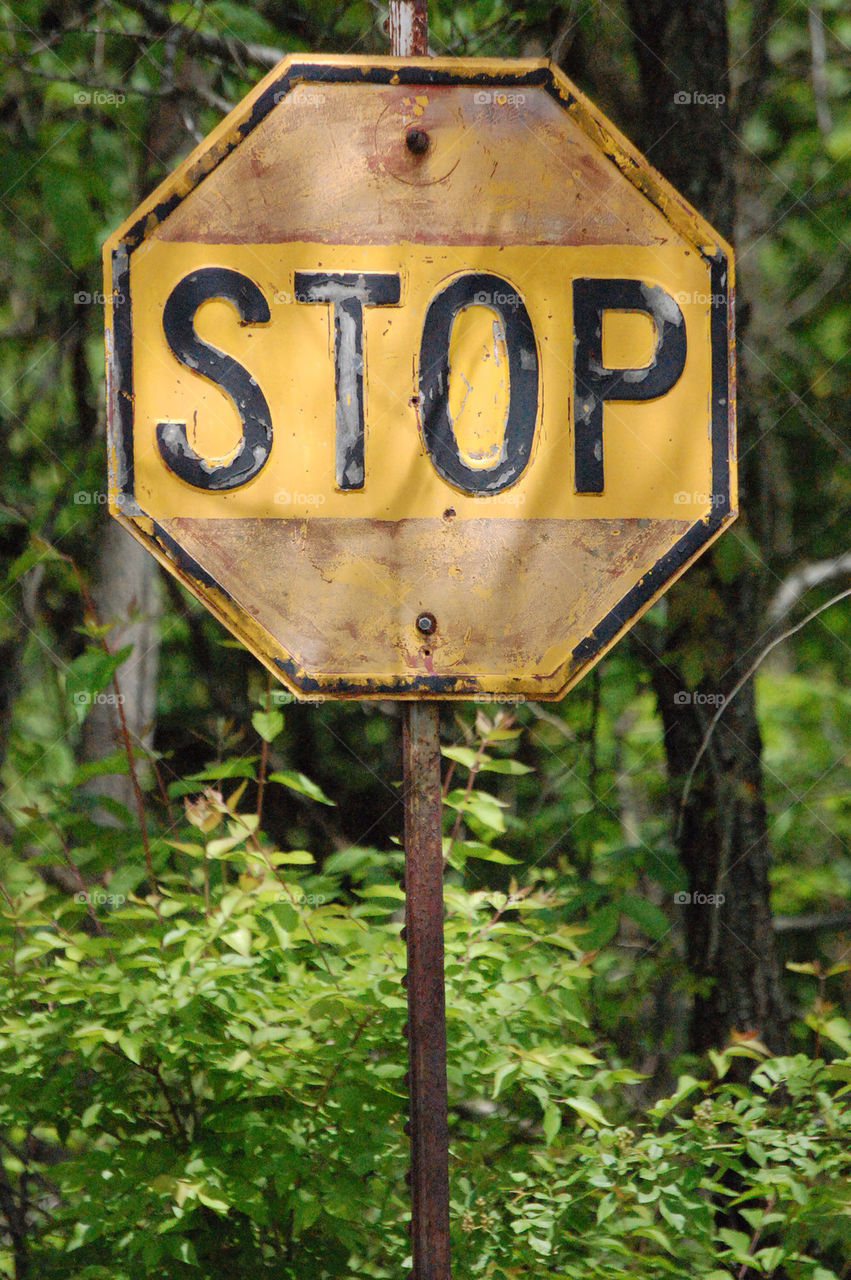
[390,10,450,1279]
[402,702,450,1279]
[389,0,428,58]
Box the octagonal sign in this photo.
[103,54,736,701]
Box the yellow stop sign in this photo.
[104,55,736,700]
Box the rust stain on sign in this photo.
[103,54,736,701]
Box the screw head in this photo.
[416,612,437,635]
[405,127,429,154]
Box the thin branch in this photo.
[768,552,851,623]
[774,911,851,934]
[737,1192,777,1279]
[677,586,851,834]
[313,1009,377,1110]
[116,0,283,69]
[808,2,832,135]
[7,59,180,98]
[785,256,846,325]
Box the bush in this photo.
[0,718,848,1277]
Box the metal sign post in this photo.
[402,701,451,1277]
[390,8,451,1278]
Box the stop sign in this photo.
[104,55,736,701]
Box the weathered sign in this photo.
[104,55,736,699]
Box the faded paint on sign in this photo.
[104,55,736,700]
[447,305,510,468]
[128,240,715,522]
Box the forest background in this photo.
[0,0,849,1276]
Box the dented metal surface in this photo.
[103,53,737,701]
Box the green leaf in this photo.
[71,749,131,784]
[356,883,406,902]
[815,1016,851,1054]
[252,709,284,742]
[442,746,480,768]
[266,850,315,866]
[529,1236,552,1256]
[268,771,335,806]
[542,1103,561,1145]
[477,757,533,774]
[65,645,132,722]
[7,538,64,584]
[564,1096,610,1128]
[717,1228,752,1260]
[454,840,520,864]
[492,1061,520,1098]
[169,759,258,796]
[444,788,507,833]
[222,927,252,957]
[618,893,671,941]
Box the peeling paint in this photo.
[103,53,735,701]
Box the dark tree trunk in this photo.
[624,0,789,1052]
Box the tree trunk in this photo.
[624,0,789,1052]
[80,519,161,814]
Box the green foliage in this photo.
[0,722,849,1277]
[1,0,850,1274]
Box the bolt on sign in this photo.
[103,55,736,701]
